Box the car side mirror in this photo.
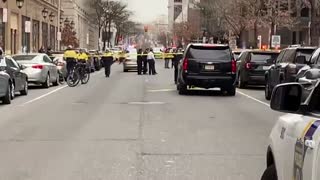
[270,83,303,113]
[296,55,306,64]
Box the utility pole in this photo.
[57,0,61,50]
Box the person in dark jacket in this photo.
[173,48,183,84]
[101,50,114,77]
[142,49,148,74]
[137,49,143,75]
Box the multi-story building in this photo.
[168,0,189,31]
[61,0,98,50]
[0,0,60,54]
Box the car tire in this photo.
[238,73,246,89]
[265,80,272,100]
[42,74,50,88]
[52,76,59,86]
[178,83,187,95]
[261,164,277,180]
[20,79,28,96]
[227,87,236,96]
[2,82,12,104]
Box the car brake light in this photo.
[32,65,43,69]
[231,59,236,74]
[183,57,188,71]
[245,62,252,70]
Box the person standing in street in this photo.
[173,48,183,84]
[142,49,148,74]
[137,49,143,75]
[164,48,170,69]
[101,50,114,77]
[63,45,78,77]
[147,48,157,75]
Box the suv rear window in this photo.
[187,46,231,61]
[250,52,279,62]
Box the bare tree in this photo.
[302,0,320,46]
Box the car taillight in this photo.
[245,62,252,70]
[231,59,236,74]
[32,65,43,69]
[183,57,188,71]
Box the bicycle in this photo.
[66,61,90,87]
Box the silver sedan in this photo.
[12,54,59,88]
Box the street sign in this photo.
[271,35,281,48]
[86,33,89,45]
[25,21,31,33]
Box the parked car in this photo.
[0,55,28,101]
[237,50,279,88]
[264,46,316,100]
[0,71,12,104]
[123,48,138,72]
[89,50,102,71]
[12,53,59,88]
[177,43,237,95]
[261,81,320,180]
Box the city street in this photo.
[0,62,282,180]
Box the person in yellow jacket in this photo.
[118,50,126,64]
[101,50,114,77]
[63,45,78,76]
[77,49,89,62]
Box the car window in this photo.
[250,52,279,62]
[310,49,320,64]
[187,46,231,61]
[282,49,296,63]
[6,58,18,69]
[12,55,37,61]
[43,55,53,63]
[276,50,286,63]
[296,49,315,63]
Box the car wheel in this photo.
[261,164,277,180]
[2,82,12,104]
[238,73,246,89]
[10,82,15,99]
[178,83,187,95]
[20,79,28,96]
[42,74,50,88]
[227,87,236,96]
[265,80,272,100]
[52,76,59,86]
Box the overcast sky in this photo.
[121,0,168,23]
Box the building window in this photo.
[0,9,5,51]
[22,16,30,53]
[301,8,309,17]
[50,25,55,50]
[42,22,48,49]
[32,20,39,52]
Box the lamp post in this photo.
[16,0,24,9]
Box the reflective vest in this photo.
[102,52,113,57]
[63,50,78,59]
[77,53,89,61]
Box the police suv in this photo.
[261,81,320,180]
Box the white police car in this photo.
[261,81,320,180]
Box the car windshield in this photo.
[187,46,231,61]
[12,55,37,61]
[251,52,279,62]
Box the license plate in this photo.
[205,65,215,70]
[263,66,270,70]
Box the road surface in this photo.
[0,62,282,180]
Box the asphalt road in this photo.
[0,62,283,180]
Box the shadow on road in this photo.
[181,89,227,96]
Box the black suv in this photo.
[264,46,316,100]
[237,50,279,88]
[177,44,236,95]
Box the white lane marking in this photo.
[148,89,175,92]
[237,90,270,107]
[20,85,68,106]
[19,70,104,106]
[128,102,166,105]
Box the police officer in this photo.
[77,49,89,69]
[142,49,148,74]
[102,50,114,77]
[173,48,183,84]
[63,45,78,77]
[137,49,143,75]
